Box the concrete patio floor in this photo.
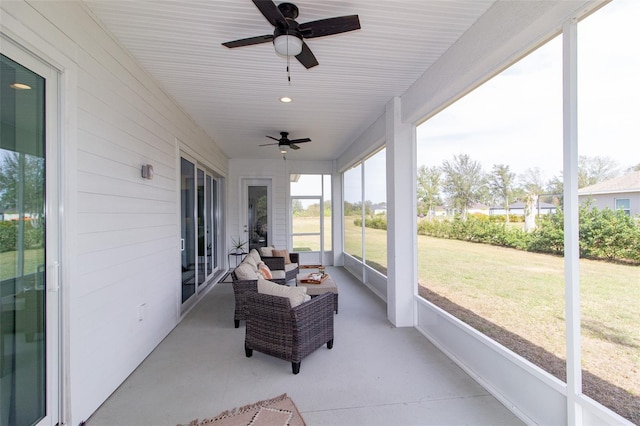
[87,267,523,425]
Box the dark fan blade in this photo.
[259,142,278,146]
[222,34,273,48]
[299,15,360,39]
[252,0,288,29]
[265,135,280,141]
[289,144,301,150]
[289,138,311,144]
[296,42,319,69]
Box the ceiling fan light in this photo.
[273,34,303,56]
[279,144,288,154]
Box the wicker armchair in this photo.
[231,277,286,328]
[244,291,334,374]
[260,252,299,282]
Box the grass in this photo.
[292,216,333,252]
[0,248,44,281]
[342,218,638,422]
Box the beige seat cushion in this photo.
[271,270,286,280]
[257,278,310,308]
[285,263,298,273]
[234,263,259,280]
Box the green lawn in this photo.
[342,218,639,412]
[292,215,332,252]
[0,248,44,281]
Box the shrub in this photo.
[417,207,640,264]
[0,220,44,253]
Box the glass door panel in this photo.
[247,186,268,252]
[206,174,213,276]
[0,53,46,426]
[196,168,205,287]
[180,158,196,303]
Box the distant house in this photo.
[371,203,387,215]
[578,171,640,216]
[468,203,490,215]
[489,201,557,216]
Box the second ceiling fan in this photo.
[222,1,361,69]
[260,131,311,153]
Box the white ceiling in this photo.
[83,0,496,161]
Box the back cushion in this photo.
[259,246,274,257]
[249,249,261,264]
[234,263,259,280]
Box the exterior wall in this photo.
[1,1,227,424]
[579,191,640,216]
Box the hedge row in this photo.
[354,206,640,264]
[417,206,640,264]
[0,220,45,253]
[353,215,387,230]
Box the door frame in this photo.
[1,34,62,426]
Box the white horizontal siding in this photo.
[2,1,228,424]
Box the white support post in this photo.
[563,18,582,426]
[385,97,416,327]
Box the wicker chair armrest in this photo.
[289,252,299,264]
[291,292,334,328]
[232,279,258,295]
[261,256,285,271]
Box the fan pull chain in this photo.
[286,33,292,84]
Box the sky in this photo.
[416,0,640,184]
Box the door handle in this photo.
[180,238,185,251]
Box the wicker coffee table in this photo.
[296,273,338,314]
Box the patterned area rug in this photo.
[182,393,306,426]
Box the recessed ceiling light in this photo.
[10,83,31,90]
[280,96,292,103]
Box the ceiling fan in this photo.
[260,131,311,154]
[222,1,361,69]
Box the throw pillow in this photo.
[258,263,272,280]
[272,249,291,264]
[257,278,310,308]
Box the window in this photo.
[290,174,331,254]
[342,148,387,276]
[615,198,630,215]
[343,165,362,260]
[416,32,565,382]
[364,149,387,275]
[578,1,640,420]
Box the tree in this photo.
[416,165,442,218]
[440,154,485,220]
[488,164,516,222]
[578,155,619,188]
[0,151,44,220]
[291,199,304,216]
[519,167,546,196]
[626,163,640,172]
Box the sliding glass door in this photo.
[1,41,59,426]
[180,156,221,305]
